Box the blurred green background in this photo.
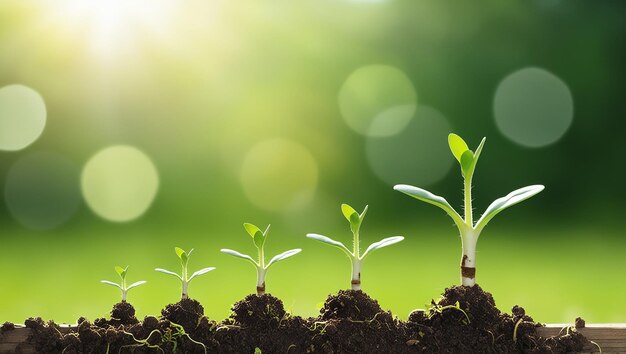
[1,0,625,325]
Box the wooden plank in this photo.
[537,324,626,353]
[2,324,625,353]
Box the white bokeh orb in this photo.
[494,67,573,148]
[338,65,417,137]
[0,84,47,151]
[81,145,159,222]
[366,106,453,186]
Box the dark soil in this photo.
[405,284,588,353]
[1,322,15,332]
[23,286,591,353]
[161,297,205,333]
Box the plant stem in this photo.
[460,231,477,287]
[181,281,189,300]
[462,173,477,287]
[258,245,265,269]
[256,267,266,296]
[181,261,189,299]
[122,277,127,302]
[351,259,362,291]
[464,176,473,226]
[353,230,360,258]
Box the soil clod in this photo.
[161,297,204,333]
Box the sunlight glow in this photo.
[44,0,177,57]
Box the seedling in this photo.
[100,266,146,302]
[221,223,302,296]
[394,134,544,286]
[306,204,404,290]
[155,247,216,300]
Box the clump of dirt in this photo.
[1,322,15,332]
[214,293,311,353]
[231,293,287,328]
[110,301,139,325]
[320,289,386,321]
[405,284,588,353]
[161,297,204,333]
[312,289,408,353]
[25,317,64,353]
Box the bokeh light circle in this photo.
[494,67,573,147]
[366,106,453,186]
[4,152,81,230]
[0,84,47,151]
[338,65,417,137]
[240,139,318,212]
[81,145,159,222]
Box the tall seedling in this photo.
[394,134,544,286]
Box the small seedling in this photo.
[100,266,146,302]
[306,204,404,290]
[394,134,544,286]
[221,223,302,296]
[155,247,215,300]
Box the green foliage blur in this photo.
[1,0,625,325]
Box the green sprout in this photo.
[221,223,302,296]
[394,134,544,287]
[155,247,216,300]
[100,266,146,302]
[306,204,404,290]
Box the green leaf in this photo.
[254,232,267,249]
[220,249,260,267]
[175,247,186,261]
[115,266,127,278]
[342,204,365,233]
[341,204,358,222]
[266,249,302,268]
[460,150,474,176]
[472,137,486,167]
[393,184,464,228]
[361,236,404,259]
[244,223,266,249]
[475,185,545,231]
[243,223,262,238]
[306,233,354,258]
[448,133,469,162]
[359,205,369,219]
[255,348,262,354]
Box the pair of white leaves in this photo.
[154,267,216,282]
[220,248,302,269]
[393,184,544,231]
[306,234,404,260]
[155,246,216,282]
[100,279,147,291]
[101,265,147,291]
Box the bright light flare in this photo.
[44,0,177,58]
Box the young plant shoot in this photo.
[155,247,216,300]
[307,204,404,291]
[394,134,544,287]
[100,266,146,303]
[221,223,302,296]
